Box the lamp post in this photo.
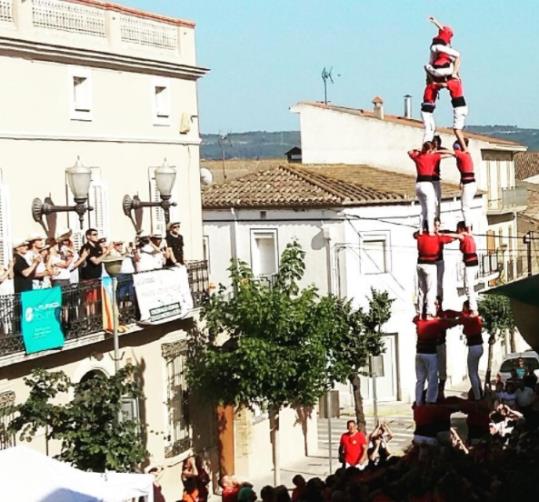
[32,157,93,236]
[123,159,177,234]
[103,257,123,373]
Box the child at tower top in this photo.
[425,16,461,80]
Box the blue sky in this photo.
[126,0,539,133]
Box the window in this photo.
[251,230,278,277]
[361,238,389,274]
[163,345,190,457]
[0,183,12,268]
[69,67,92,121]
[152,78,171,125]
[0,391,15,450]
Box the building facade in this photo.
[0,2,211,500]
[202,163,500,408]
[291,100,528,284]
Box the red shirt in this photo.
[339,431,367,465]
[222,486,240,502]
[414,316,455,353]
[454,150,475,182]
[459,234,478,265]
[435,25,453,45]
[408,150,442,180]
[413,403,452,436]
[415,233,455,263]
[461,311,483,345]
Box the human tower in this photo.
[408,17,485,414]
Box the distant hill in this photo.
[200,126,539,160]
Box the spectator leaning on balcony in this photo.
[12,239,39,294]
[25,234,53,289]
[135,235,161,272]
[75,228,110,315]
[50,230,75,289]
[166,221,184,266]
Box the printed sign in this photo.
[21,287,64,354]
[133,267,193,325]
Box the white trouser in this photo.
[421,111,436,143]
[453,105,468,130]
[416,182,436,233]
[464,265,478,311]
[461,182,477,229]
[433,180,441,219]
[415,353,439,404]
[436,259,444,301]
[425,63,454,78]
[468,344,484,400]
[437,343,447,381]
[417,263,437,317]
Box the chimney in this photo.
[404,94,412,119]
[372,96,384,120]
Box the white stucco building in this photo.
[202,163,499,408]
[0,1,213,499]
[291,100,528,283]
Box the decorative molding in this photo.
[0,391,15,408]
[0,130,202,145]
[161,340,187,359]
[0,35,209,80]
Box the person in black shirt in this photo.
[76,228,111,316]
[12,240,39,294]
[165,221,184,266]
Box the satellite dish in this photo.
[200,167,213,186]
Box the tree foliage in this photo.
[187,241,392,417]
[479,295,516,342]
[9,365,146,472]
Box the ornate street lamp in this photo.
[123,158,177,234]
[32,157,93,237]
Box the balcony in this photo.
[0,261,208,360]
[487,186,528,214]
[0,0,204,72]
[456,253,500,293]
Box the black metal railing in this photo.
[0,262,209,359]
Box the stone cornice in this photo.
[0,35,210,80]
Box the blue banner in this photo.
[21,287,64,354]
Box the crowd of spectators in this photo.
[0,222,185,296]
[215,370,539,502]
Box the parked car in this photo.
[498,350,539,383]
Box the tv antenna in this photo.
[321,67,340,105]
[218,132,233,181]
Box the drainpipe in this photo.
[230,208,239,261]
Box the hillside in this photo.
[200,126,539,160]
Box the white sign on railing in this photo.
[133,267,193,325]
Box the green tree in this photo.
[322,289,392,432]
[479,294,517,389]
[187,242,339,484]
[9,365,146,472]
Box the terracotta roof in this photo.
[68,0,195,28]
[202,163,461,209]
[515,152,539,181]
[295,101,525,147]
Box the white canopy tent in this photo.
[0,446,153,502]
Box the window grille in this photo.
[0,0,13,24]
[0,391,15,450]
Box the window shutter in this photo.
[89,179,110,238]
[0,184,12,267]
[149,167,166,235]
